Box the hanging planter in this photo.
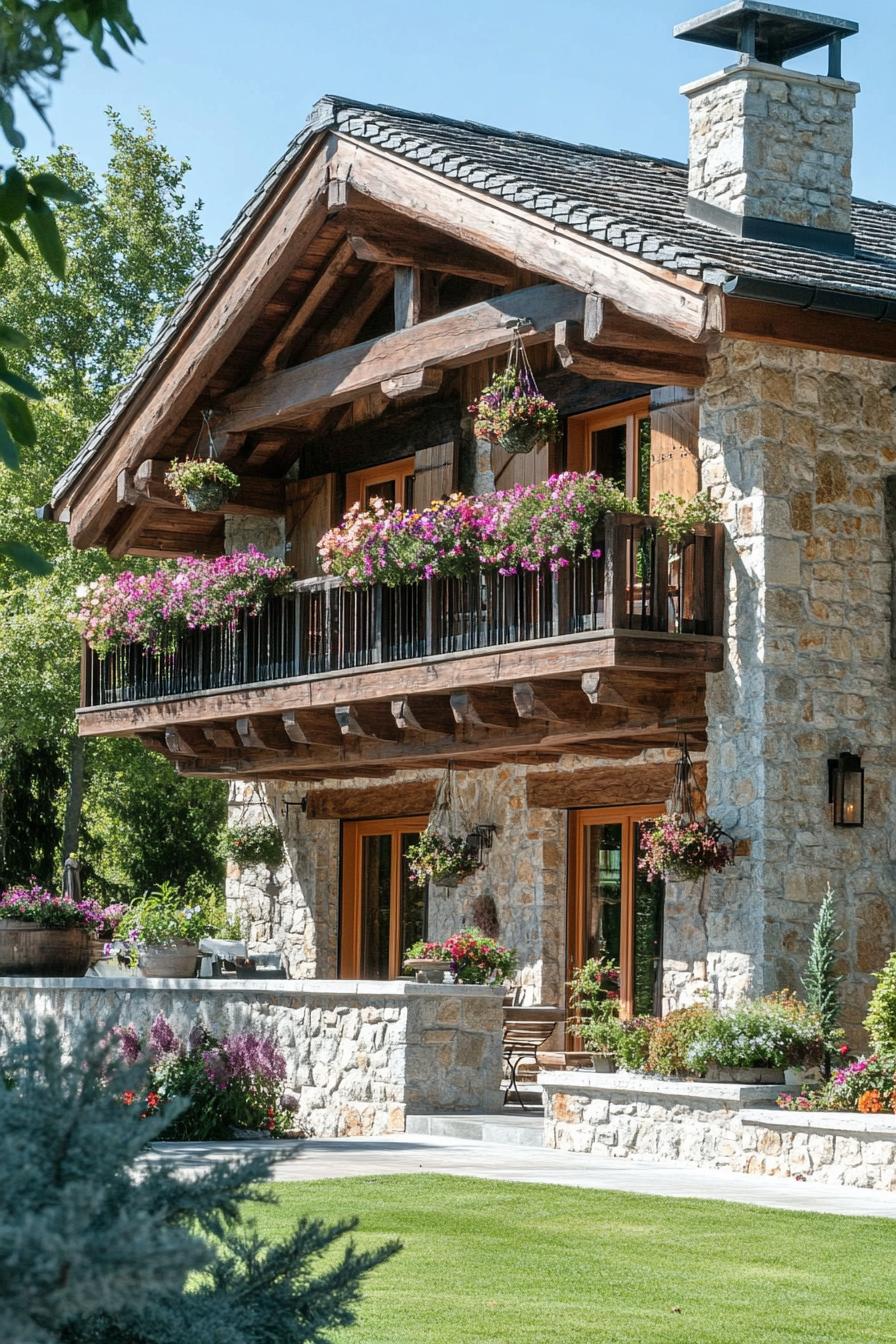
[165,458,241,512]
[638,738,735,883]
[405,765,484,889]
[470,325,559,456]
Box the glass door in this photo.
[567,806,665,1018]
[340,817,428,978]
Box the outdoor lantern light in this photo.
[828,752,864,828]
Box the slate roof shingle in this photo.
[53,93,896,504]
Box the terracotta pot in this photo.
[0,921,90,976]
[404,958,451,984]
[139,940,199,978]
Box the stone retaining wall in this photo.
[0,978,504,1137]
[541,1072,896,1191]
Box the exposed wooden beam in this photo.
[203,725,240,750]
[299,265,394,362]
[380,367,443,401]
[117,459,286,517]
[305,778,437,820]
[260,238,358,374]
[394,266,421,329]
[106,504,155,559]
[512,680,589,722]
[528,760,707,809]
[65,150,330,548]
[330,137,710,339]
[335,703,402,742]
[281,709,344,748]
[391,697,456,737]
[451,689,519,731]
[218,284,586,433]
[554,321,707,388]
[348,219,519,287]
[584,294,706,354]
[724,295,896,362]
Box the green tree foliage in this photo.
[0,1,144,571]
[0,1015,399,1342]
[864,950,896,1060]
[801,884,843,1061]
[0,738,64,884]
[0,111,226,892]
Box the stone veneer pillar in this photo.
[693,338,896,1037]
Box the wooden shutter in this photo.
[648,387,700,509]
[491,439,554,490]
[286,473,338,578]
[413,439,457,508]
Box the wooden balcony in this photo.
[78,514,725,780]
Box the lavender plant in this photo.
[0,1015,398,1343]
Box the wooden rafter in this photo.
[259,237,358,375]
[347,215,519,287]
[217,284,587,433]
[117,460,286,516]
[554,320,707,388]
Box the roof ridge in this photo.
[321,93,689,173]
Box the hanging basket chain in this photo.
[668,734,706,822]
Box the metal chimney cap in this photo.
[674,2,858,68]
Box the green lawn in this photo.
[258,1175,896,1344]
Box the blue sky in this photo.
[15,0,896,244]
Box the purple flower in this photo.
[148,1012,182,1060]
[114,1024,142,1066]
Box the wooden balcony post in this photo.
[602,512,629,630]
[653,527,670,633]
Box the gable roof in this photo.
[52,93,896,506]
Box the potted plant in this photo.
[114,881,215,978]
[164,458,241,512]
[442,927,517,985]
[684,993,825,1084]
[638,813,734,882]
[403,939,452,983]
[79,899,128,967]
[220,821,284,869]
[580,1015,622,1073]
[405,827,479,889]
[0,882,96,976]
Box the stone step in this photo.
[406,1111,544,1147]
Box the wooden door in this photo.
[340,816,428,978]
[567,805,665,1018]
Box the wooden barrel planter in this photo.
[0,920,90,976]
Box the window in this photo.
[566,398,651,511]
[567,805,665,1019]
[339,816,428,978]
[345,457,415,512]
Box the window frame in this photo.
[344,457,416,512]
[566,396,651,503]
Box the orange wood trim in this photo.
[339,815,428,979]
[345,455,416,510]
[566,396,651,500]
[566,802,664,1026]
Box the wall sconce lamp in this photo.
[828,752,864,827]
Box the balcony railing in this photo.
[81,514,724,709]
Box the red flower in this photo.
[121,1090,136,1106]
[266,1118,276,1132]
[266,1106,274,1116]
[146,1091,160,1109]
[839,1043,849,1056]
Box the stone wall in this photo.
[0,977,504,1136]
[541,1072,896,1191]
[698,339,896,1036]
[683,61,857,235]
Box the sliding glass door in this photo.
[567,806,665,1018]
[340,817,428,978]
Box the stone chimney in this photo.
[675,1,859,255]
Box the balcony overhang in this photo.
[77,627,721,781]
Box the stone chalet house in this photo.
[48,3,896,1041]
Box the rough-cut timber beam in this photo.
[348,219,519,287]
[391,697,456,737]
[300,265,394,362]
[450,689,520,731]
[583,294,707,354]
[305,779,436,820]
[330,138,711,339]
[281,709,343,748]
[554,321,707,388]
[65,150,330,549]
[528,760,708,809]
[380,368,443,402]
[203,725,240,750]
[512,680,589,722]
[260,238,358,374]
[724,296,896,363]
[217,285,586,433]
[117,460,287,517]
[335,703,402,742]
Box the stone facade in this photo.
[542,1072,896,1192]
[0,977,504,1136]
[698,338,896,1036]
[683,61,858,236]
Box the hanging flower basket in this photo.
[638,814,734,882]
[405,827,479,889]
[165,458,241,512]
[469,329,559,456]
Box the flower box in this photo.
[138,940,200,979]
[0,921,90,977]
